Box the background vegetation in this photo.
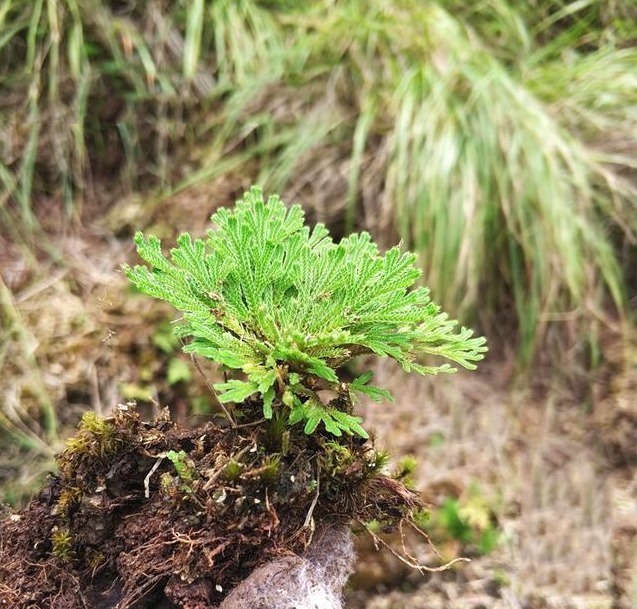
[1,1,635,606]
[3,0,636,359]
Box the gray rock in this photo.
[219,526,355,609]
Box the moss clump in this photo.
[51,526,74,562]
[54,487,83,518]
[62,411,120,456]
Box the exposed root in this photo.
[358,518,470,574]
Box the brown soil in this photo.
[0,405,419,609]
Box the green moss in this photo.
[223,460,244,482]
[55,487,83,517]
[51,526,74,562]
[366,450,390,476]
[63,412,120,459]
[393,455,418,487]
[319,442,355,477]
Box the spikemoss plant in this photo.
[125,186,486,438]
[165,449,197,492]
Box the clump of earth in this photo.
[0,404,419,609]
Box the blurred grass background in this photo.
[2,0,635,360]
[1,1,636,606]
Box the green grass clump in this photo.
[249,0,636,367]
[0,0,283,225]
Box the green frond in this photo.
[350,372,394,404]
[289,397,369,439]
[213,380,259,404]
[125,186,486,438]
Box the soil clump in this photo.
[0,404,419,608]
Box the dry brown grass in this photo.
[346,355,635,608]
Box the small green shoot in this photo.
[166,450,196,487]
[429,488,502,556]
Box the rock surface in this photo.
[219,526,355,609]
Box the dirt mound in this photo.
[0,405,419,609]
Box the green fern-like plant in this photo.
[124,186,486,438]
